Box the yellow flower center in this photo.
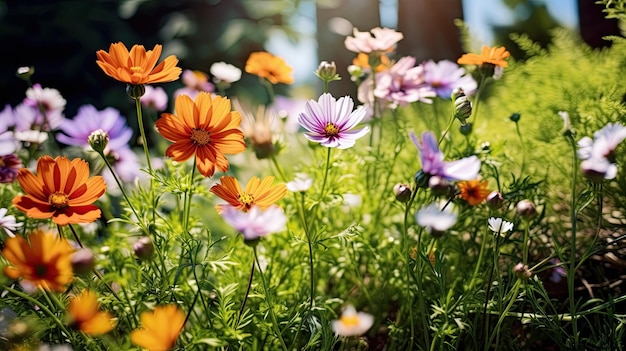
[340,314,360,326]
[130,66,143,74]
[238,193,254,209]
[324,123,340,137]
[191,129,211,145]
[49,191,69,209]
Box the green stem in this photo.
[237,259,255,326]
[565,133,579,348]
[318,147,332,201]
[183,158,197,237]
[438,112,456,147]
[134,97,153,174]
[270,155,288,182]
[485,279,522,349]
[301,193,315,309]
[4,286,75,342]
[471,73,488,127]
[402,201,416,351]
[515,122,526,177]
[253,246,289,351]
[261,78,276,104]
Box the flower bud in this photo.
[486,191,504,210]
[414,170,430,189]
[126,84,146,100]
[16,66,35,81]
[515,199,536,220]
[88,129,109,154]
[315,61,341,83]
[133,236,154,261]
[513,262,532,279]
[393,183,412,203]
[71,248,96,275]
[459,122,473,136]
[509,112,521,123]
[347,65,364,82]
[453,89,472,125]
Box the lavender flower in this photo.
[57,105,132,153]
[298,93,370,149]
[422,59,477,99]
[220,204,287,241]
[577,122,626,179]
[374,56,437,108]
[410,131,481,180]
[416,203,457,236]
[141,85,168,111]
[0,154,23,183]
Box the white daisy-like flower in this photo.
[210,61,242,84]
[0,208,22,237]
[488,217,514,236]
[415,203,457,235]
[286,173,313,193]
[14,129,48,144]
[331,304,374,337]
[577,122,626,179]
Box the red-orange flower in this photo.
[13,156,106,226]
[457,179,490,206]
[457,46,510,68]
[96,42,182,85]
[67,289,116,336]
[155,92,246,177]
[130,305,185,351]
[210,176,287,212]
[245,52,294,85]
[2,230,73,292]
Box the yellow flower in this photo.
[96,42,182,85]
[67,289,116,336]
[210,176,287,213]
[245,52,294,85]
[457,45,510,68]
[457,179,490,206]
[130,305,185,351]
[2,230,73,292]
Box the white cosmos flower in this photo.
[210,61,242,84]
[0,208,22,237]
[286,173,313,193]
[488,217,514,236]
[331,304,374,337]
[416,203,457,234]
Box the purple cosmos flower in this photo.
[374,56,437,108]
[421,59,478,99]
[220,204,287,241]
[344,27,403,54]
[141,85,168,111]
[577,122,626,179]
[0,107,18,156]
[57,105,132,153]
[101,146,142,196]
[410,131,480,180]
[298,93,370,149]
[0,154,23,183]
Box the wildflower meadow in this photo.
[2,2,626,350]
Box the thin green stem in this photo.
[485,279,522,349]
[318,147,332,201]
[402,201,416,351]
[4,286,75,342]
[565,133,579,348]
[261,78,276,104]
[134,97,153,174]
[97,150,142,229]
[237,259,255,326]
[514,122,526,177]
[471,73,488,127]
[301,193,315,309]
[438,112,456,147]
[270,155,288,182]
[183,159,197,237]
[253,246,289,351]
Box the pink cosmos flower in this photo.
[421,60,478,99]
[410,131,480,180]
[577,122,626,179]
[141,85,169,111]
[220,204,287,241]
[297,93,370,149]
[0,154,23,183]
[374,56,437,108]
[344,27,403,54]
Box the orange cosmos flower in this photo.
[457,45,510,68]
[457,179,491,206]
[67,289,116,336]
[210,176,287,213]
[12,156,106,226]
[130,305,185,351]
[96,42,182,85]
[2,230,73,292]
[352,53,391,72]
[155,92,246,177]
[245,52,294,85]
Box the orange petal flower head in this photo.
[68,289,116,336]
[245,52,294,85]
[12,156,106,226]
[457,45,510,68]
[457,179,490,206]
[210,175,287,213]
[155,92,246,177]
[130,305,185,351]
[352,53,391,73]
[2,230,73,292]
[96,42,182,86]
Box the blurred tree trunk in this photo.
[316,0,380,98]
[396,0,464,63]
[578,0,620,48]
